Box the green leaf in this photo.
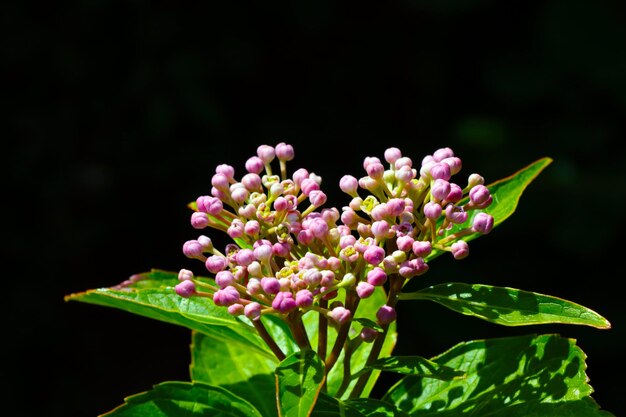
[310,392,367,417]
[102,381,264,417]
[344,398,411,417]
[355,355,465,380]
[275,349,326,417]
[299,287,397,400]
[190,331,278,417]
[399,282,611,329]
[383,334,615,416]
[426,157,553,262]
[65,269,274,358]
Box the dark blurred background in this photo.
[5,0,626,415]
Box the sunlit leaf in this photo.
[383,334,615,416]
[102,381,263,417]
[275,349,326,417]
[190,331,278,417]
[353,355,465,380]
[399,282,611,328]
[65,269,273,358]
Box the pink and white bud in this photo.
[215,270,235,288]
[300,178,320,196]
[241,173,262,192]
[245,156,264,174]
[367,267,387,286]
[394,156,413,170]
[275,142,295,161]
[244,302,262,321]
[320,270,336,287]
[360,327,378,343]
[213,286,240,306]
[376,305,397,325]
[329,306,352,325]
[371,220,394,241]
[308,190,327,208]
[272,291,297,313]
[395,165,415,183]
[175,280,196,298]
[412,240,432,257]
[429,163,451,181]
[227,303,244,316]
[384,147,402,164]
[183,240,206,260]
[246,278,262,295]
[261,277,281,295]
[441,157,462,176]
[431,179,451,201]
[272,242,291,257]
[197,235,213,251]
[196,195,223,215]
[399,258,429,278]
[178,269,194,281]
[396,235,415,252]
[205,255,228,273]
[423,201,443,219]
[366,162,385,179]
[445,183,463,203]
[445,205,468,224]
[211,173,230,193]
[432,147,454,162]
[472,212,494,234]
[191,212,209,229]
[247,261,262,277]
[227,219,245,238]
[339,175,359,196]
[230,185,249,204]
[387,198,405,217]
[295,289,314,307]
[356,281,375,298]
[451,240,469,260]
[469,185,491,206]
[363,245,385,265]
[256,144,275,164]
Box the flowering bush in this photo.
[66,143,614,416]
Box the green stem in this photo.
[288,312,312,351]
[318,299,328,360]
[335,337,362,399]
[349,276,404,398]
[325,292,360,374]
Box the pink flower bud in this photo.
[244,302,262,321]
[467,173,484,188]
[412,240,432,257]
[261,277,281,295]
[308,190,327,208]
[431,179,451,201]
[272,291,297,313]
[423,201,442,219]
[295,289,314,307]
[175,280,196,298]
[292,168,309,187]
[275,142,295,161]
[396,235,414,252]
[376,305,397,325]
[227,219,245,238]
[300,178,320,196]
[241,173,262,192]
[371,220,393,241]
[399,258,429,278]
[320,270,335,287]
[205,255,228,273]
[339,175,359,196]
[384,147,402,164]
[191,212,209,229]
[395,165,415,183]
[197,235,213,251]
[367,267,387,286]
[272,242,291,257]
[441,157,462,176]
[451,240,469,260]
[178,269,194,281]
[469,185,491,205]
[235,248,255,266]
[183,240,205,260]
[211,173,230,193]
[445,205,468,224]
[228,303,244,316]
[245,156,264,174]
[329,306,351,324]
[257,144,275,164]
[215,270,235,288]
[360,327,378,343]
[432,147,454,162]
[213,286,240,306]
[445,183,463,203]
[387,198,405,217]
[366,162,385,179]
[429,163,451,181]
[356,281,375,298]
[363,245,385,265]
[247,278,262,295]
[472,212,494,234]
[394,156,413,169]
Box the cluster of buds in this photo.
[175,143,493,343]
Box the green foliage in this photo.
[65,156,614,417]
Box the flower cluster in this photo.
[175,143,493,341]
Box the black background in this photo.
[6,0,626,415]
